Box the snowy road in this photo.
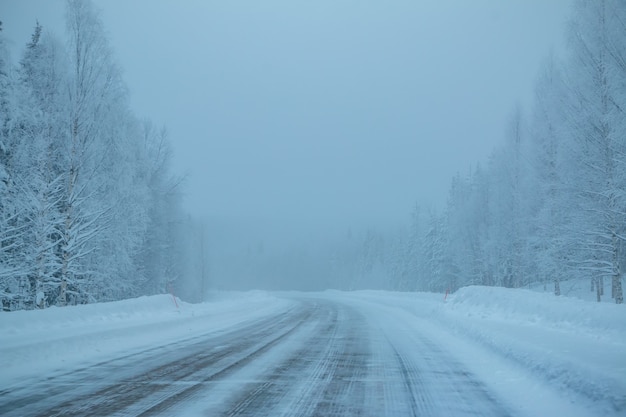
[1,298,510,416]
[0,291,621,416]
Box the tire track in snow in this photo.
[0,304,311,417]
[280,317,342,416]
[199,302,372,417]
[2,296,524,417]
[372,305,512,417]
[388,343,420,416]
[308,307,370,417]
[212,301,343,416]
[116,304,315,417]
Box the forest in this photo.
[0,1,205,311]
[1,0,625,310]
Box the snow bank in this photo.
[328,286,625,415]
[2,294,179,338]
[442,286,626,414]
[447,285,626,335]
[0,291,294,385]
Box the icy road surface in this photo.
[0,290,623,416]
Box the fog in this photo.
[3,0,571,290]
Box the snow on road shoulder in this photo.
[447,285,626,335]
[326,286,626,416]
[0,291,294,386]
[442,286,626,413]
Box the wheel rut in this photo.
[0,305,310,417]
[1,297,521,417]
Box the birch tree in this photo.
[564,0,625,303]
[54,0,126,304]
[14,23,69,308]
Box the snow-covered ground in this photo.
[528,276,619,303]
[336,285,626,416]
[0,291,294,384]
[0,284,624,416]
[443,285,626,414]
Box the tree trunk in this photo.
[554,278,560,296]
[613,265,623,304]
[614,276,624,304]
[57,279,67,306]
[612,233,622,304]
[599,276,604,296]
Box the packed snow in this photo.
[336,285,625,416]
[0,291,294,384]
[0,284,624,416]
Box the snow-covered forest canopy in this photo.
[1,0,625,309]
[0,0,206,311]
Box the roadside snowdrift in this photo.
[443,286,626,412]
[339,285,625,415]
[0,292,293,385]
[448,285,626,334]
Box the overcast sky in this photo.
[2,0,572,241]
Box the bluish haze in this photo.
[3,0,570,229]
[2,0,573,289]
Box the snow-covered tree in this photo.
[527,54,572,296]
[0,2,190,310]
[562,0,625,303]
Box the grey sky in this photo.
[2,0,571,238]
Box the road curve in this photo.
[0,297,513,417]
